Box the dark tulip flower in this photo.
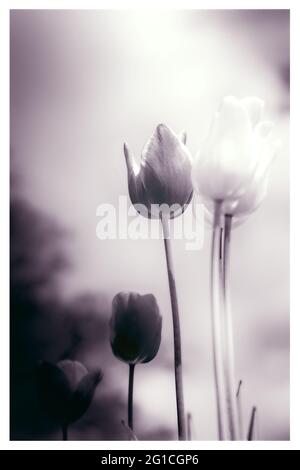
[110,292,162,365]
[110,292,162,434]
[37,359,102,439]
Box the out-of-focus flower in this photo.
[124,124,193,218]
[37,359,102,426]
[110,292,162,364]
[192,96,279,218]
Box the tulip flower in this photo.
[110,292,162,365]
[192,96,277,207]
[123,125,192,440]
[192,96,278,440]
[124,123,193,219]
[37,360,102,440]
[110,292,162,432]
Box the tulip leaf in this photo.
[121,420,138,441]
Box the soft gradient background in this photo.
[10,9,289,440]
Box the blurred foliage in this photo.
[10,191,173,440]
[10,193,126,439]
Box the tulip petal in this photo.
[218,96,252,138]
[230,174,269,217]
[240,96,264,127]
[67,370,103,424]
[110,293,145,364]
[57,360,88,393]
[124,143,140,176]
[140,124,193,209]
[124,143,150,216]
[140,314,162,363]
[126,293,162,363]
[255,121,274,138]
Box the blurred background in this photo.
[10,9,289,440]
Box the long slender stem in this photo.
[221,214,239,440]
[62,425,68,441]
[247,406,257,441]
[187,412,192,441]
[236,380,244,440]
[128,364,135,431]
[161,214,187,441]
[210,201,226,440]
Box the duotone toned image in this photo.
[10,9,289,441]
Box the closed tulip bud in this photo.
[37,360,102,432]
[110,292,162,365]
[124,124,193,218]
[192,96,279,218]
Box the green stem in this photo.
[62,424,68,441]
[221,214,239,440]
[161,214,187,441]
[210,201,225,440]
[128,364,135,431]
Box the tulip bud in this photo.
[192,96,278,218]
[37,360,102,426]
[124,124,193,218]
[110,292,162,364]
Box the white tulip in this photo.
[192,96,279,218]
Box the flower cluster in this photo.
[117,96,279,441]
[37,96,279,441]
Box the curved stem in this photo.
[210,201,226,440]
[221,214,239,440]
[161,214,187,441]
[128,364,135,431]
[62,425,68,441]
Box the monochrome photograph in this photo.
[9,8,289,442]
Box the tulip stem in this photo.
[62,425,68,441]
[247,406,257,441]
[161,213,187,441]
[221,214,239,440]
[210,201,225,440]
[128,364,135,431]
[187,412,192,440]
[236,380,244,439]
